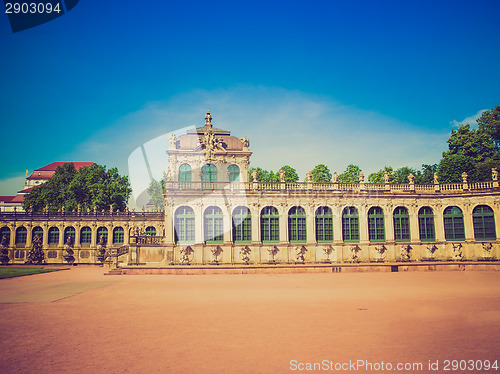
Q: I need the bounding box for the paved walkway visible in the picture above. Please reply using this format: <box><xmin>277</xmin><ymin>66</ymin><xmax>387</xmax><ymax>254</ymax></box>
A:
<box><xmin>1</xmin><ymin>267</ymin><xmax>499</xmax><ymax>373</ymax></box>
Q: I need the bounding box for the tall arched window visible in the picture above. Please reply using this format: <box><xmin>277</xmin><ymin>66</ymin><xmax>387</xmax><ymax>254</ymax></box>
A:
<box><xmin>15</xmin><ymin>227</ymin><xmax>27</xmax><ymax>245</ymax></box>
<box><xmin>394</xmin><ymin>207</ymin><xmax>410</xmax><ymax>241</ymax></box>
<box><xmin>289</xmin><ymin>206</ymin><xmax>306</xmax><ymax>243</ymax></box>
<box><xmin>228</xmin><ymin>165</ymin><xmax>240</xmax><ymax>182</ymax></box>
<box><xmin>202</xmin><ymin>164</ymin><xmax>217</xmax><ymax>189</ymax></box>
<box><xmin>97</xmin><ymin>227</ymin><xmax>108</xmax><ymax>243</ymax></box>
<box><xmin>113</xmin><ymin>227</ymin><xmax>124</xmax><ymax>244</ymax></box>
<box><xmin>174</xmin><ymin>206</ymin><xmax>195</xmax><ymax>243</ymax></box>
<box><xmin>232</xmin><ymin>206</ymin><xmax>251</xmax><ymax>243</ymax></box>
<box><xmin>418</xmin><ymin>207</ymin><xmax>435</xmax><ymax>241</ymax></box>
<box><xmin>261</xmin><ymin>206</ymin><xmax>279</xmax><ymax>243</ymax></box>
<box><xmin>443</xmin><ymin>206</ymin><xmax>465</xmax><ymax>240</ymax></box>
<box><xmin>32</xmin><ymin>226</ymin><xmax>43</xmax><ymax>243</ymax></box>
<box><xmin>64</xmin><ymin>227</ymin><xmax>75</xmax><ymax>244</ymax></box>
<box><xmin>204</xmin><ymin>206</ymin><xmax>223</xmax><ymax>243</ymax></box>
<box><xmin>316</xmin><ymin>206</ymin><xmax>333</xmax><ymax>242</ymax></box>
<box><xmin>80</xmin><ymin>226</ymin><xmax>92</xmax><ymax>244</ymax></box>
<box><xmin>145</xmin><ymin>226</ymin><xmax>156</xmax><ymax>236</ymax></box>
<box><xmin>48</xmin><ymin>227</ymin><xmax>59</xmax><ymax>244</ymax></box>
<box><xmin>0</xmin><ymin>226</ymin><xmax>11</xmax><ymax>244</ymax></box>
<box><xmin>473</xmin><ymin>205</ymin><xmax>496</xmax><ymax>240</ymax></box>
<box><xmin>368</xmin><ymin>207</ymin><xmax>385</xmax><ymax>242</ymax></box>
<box><xmin>342</xmin><ymin>207</ymin><xmax>359</xmax><ymax>242</ymax></box>
<box><xmin>178</xmin><ymin>164</ymin><xmax>192</xmax><ymax>184</ymax></box>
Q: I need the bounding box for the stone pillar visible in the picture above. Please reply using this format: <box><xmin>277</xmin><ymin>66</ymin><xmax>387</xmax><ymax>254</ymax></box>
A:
<box><xmin>90</xmin><ymin>224</ymin><xmax>97</xmax><ymax>248</ymax></box>
<box><xmin>463</xmin><ymin>204</ymin><xmax>474</xmax><ymax>242</ymax></box>
<box><xmin>42</xmin><ymin>225</ymin><xmax>49</xmax><ymax>247</ymax></box>
<box><xmin>58</xmin><ymin>224</ymin><xmax>65</xmax><ymax>248</ymax></box>
<box><xmin>493</xmin><ymin>203</ymin><xmax>500</xmax><ymax>241</ymax></box>
<box><xmin>107</xmin><ymin>224</ymin><xmax>113</xmax><ymax>247</ymax></box>
<box><xmin>279</xmin><ymin>206</ymin><xmax>288</xmax><ymax>244</ymax></box>
<box><xmin>384</xmin><ymin>206</ymin><xmax>395</xmax><ymax>242</ymax></box>
<box><xmin>195</xmin><ymin>204</ymin><xmax>203</xmax><ymax>244</ymax></box>
<box><xmin>409</xmin><ymin>206</ymin><xmax>420</xmax><ymax>243</ymax></box>
<box><xmin>75</xmin><ymin>225</ymin><xmax>81</xmax><ymax>248</ymax></box>
<box><xmin>306</xmin><ymin>205</ymin><xmax>315</xmax><ymax>244</ymax></box>
<box><xmin>26</xmin><ymin>225</ymin><xmax>32</xmax><ymax>247</ymax></box>
<box><xmin>124</xmin><ymin>224</ymin><xmax>130</xmax><ymax>245</ymax></box>
<box><xmin>9</xmin><ymin>224</ymin><xmax>16</xmax><ymax>247</ymax></box>
<box><xmin>434</xmin><ymin>206</ymin><xmax>445</xmax><ymax>242</ymax></box>
<box><xmin>223</xmin><ymin>205</ymin><xmax>232</xmax><ymax>244</ymax></box>
<box><xmin>251</xmin><ymin>204</ymin><xmax>260</xmax><ymax>243</ymax></box>
<box><xmin>358</xmin><ymin>206</ymin><xmax>369</xmax><ymax>243</ymax></box>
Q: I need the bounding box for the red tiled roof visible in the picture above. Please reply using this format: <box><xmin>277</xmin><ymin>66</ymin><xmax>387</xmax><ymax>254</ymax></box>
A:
<box><xmin>0</xmin><ymin>195</ymin><xmax>23</xmax><ymax>203</ymax></box>
<box><xmin>18</xmin><ymin>187</ymin><xmax>34</xmax><ymax>194</ymax></box>
<box><xmin>26</xmin><ymin>162</ymin><xmax>94</xmax><ymax>180</ymax></box>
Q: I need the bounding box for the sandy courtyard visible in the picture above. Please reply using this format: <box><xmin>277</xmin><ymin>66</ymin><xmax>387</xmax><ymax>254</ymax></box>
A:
<box><xmin>0</xmin><ymin>267</ymin><xmax>499</xmax><ymax>373</ymax></box>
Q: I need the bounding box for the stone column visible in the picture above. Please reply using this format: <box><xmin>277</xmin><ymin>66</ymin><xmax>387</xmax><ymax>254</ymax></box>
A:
<box><xmin>75</xmin><ymin>225</ymin><xmax>81</xmax><ymax>248</ymax></box>
<box><xmin>90</xmin><ymin>224</ymin><xmax>97</xmax><ymax>249</ymax></box>
<box><xmin>9</xmin><ymin>224</ymin><xmax>16</xmax><ymax>247</ymax></box>
<box><xmin>279</xmin><ymin>205</ymin><xmax>288</xmax><ymax>244</ymax></box>
<box><xmin>358</xmin><ymin>206</ymin><xmax>369</xmax><ymax>243</ymax></box>
<box><xmin>58</xmin><ymin>224</ymin><xmax>65</xmax><ymax>248</ymax></box>
<box><xmin>409</xmin><ymin>206</ymin><xmax>420</xmax><ymax>243</ymax></box>
<box><xmin>195</xmin><ymin>204</ymin><xmax>203</xmax><ymax>244</ymax></box>
<box><xmin>107</xmin><ymin>224</ymin><xmax>113</xmax><ymax>247</ymax></box>
<box><xmin>332</xmin><ymin>206</ymin><xmax>343</xmax><ymax>262</ymax></box>
<box><xmin>306</xmin><ymin>205</ymin><xmax>315</xmax><ymax>244</ymax></box>
<box><xmin>462</xmin><ymin>204</ymin><xmax>474</xmax><ymax>241</ymax></box>
<box><xmin>434</xmin><ymin>206</ymin><xmax>445</xmax><ymax>242</ymax></box>
<box><xmin>384</xmin><ymin>206</ymin><xmax>395</xmax><ymax>242</ymax></box>
<box><xmin>493</xmin><ymin>203</ymin><xmax>500</xmax><ymax>240</ymax></box>
<box><xmin>26</xmin><ymin>225</ymin><xmax>32</xmax><ymax>248</ymax></box>
<box><xmin>223</xmin><ymin>204</ymin><xmax>232</xmax><ymax>244</ymax></box>
<box><xmin>251</xmin><ymin>204</ymin><xmax>260</xmax><ymax>244</ymax></box>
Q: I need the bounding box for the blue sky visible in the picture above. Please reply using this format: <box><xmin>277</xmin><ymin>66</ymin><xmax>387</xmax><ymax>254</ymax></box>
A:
<box><xmin>1</xmin><ymin>0</ymin><xmax>499</xmax><ymax>199</ymax></box>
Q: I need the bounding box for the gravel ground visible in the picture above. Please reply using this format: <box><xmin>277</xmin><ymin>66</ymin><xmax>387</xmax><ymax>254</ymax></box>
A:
<box><xmin>0</xmin><ymin>267</ymin><xmax>499</xmax><ymax>373</ymax></box>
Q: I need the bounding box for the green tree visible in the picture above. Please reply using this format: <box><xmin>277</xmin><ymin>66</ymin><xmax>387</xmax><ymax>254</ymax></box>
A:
<box><xmin>147</xmin><ymin>173</ymin><xmax>166</xmax><ymax>211</ymax></box>
<box><xmin>23</xmin><ymin>163</ymin><xmax>132</xmax><ymax>212</ymax></box>
<box><xmin>477</xmin><ymin>105</ymin><xmax>500</xmax><ymax>147</ymax></box>
<box><xmin>338</xmin><ymin>164</ymin><xmax>362</xmax><ymax>183</ymax></box>
<box><xmin>443</xmin><ymin>124</ymin><xmax>496</xmax><ymax>163</ymax></box>
<box><xmin>249</xmin><ymin>167</ymin><xmax>279</xmax><ymax>182</ymax></box>
<box><xmin>279</xmin><ymin>165</ymin><xmax>299</xmax><ymax>182</ymax></box>
<box><xmin>414</xmin><ymin>164</ymin><xmax>438</xmax><ymax>184</ymax></box>
<box><xmin>368</xmin><ymin>166</ymin><xmax>393</xmax><ymax>183</ymax></box>
<box><xmin>310</xmin><ymin>164</ymin><xmax>332</xmax><ymax>183</ymax></box>
<box><xmin>437</xmin><ymin>154</ymin><xmax>477</xmax><ymax>183</ymax></box>
<box><xmin>392</xmin><ymin>166</ymin><xmax>418</xmax><ymax>183</ymax></box>
<box><xmin>475</xmin><ymin>158</ymin><xmax>500</xmax><ymax>182</ymax></box>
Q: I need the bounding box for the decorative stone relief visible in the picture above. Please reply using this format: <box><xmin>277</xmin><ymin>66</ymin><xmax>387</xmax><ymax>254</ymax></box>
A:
<box><xmin>350</xmin><ymin>245</ymin><xmax>361</xmax><ymax>263</ymax></box>
<box><xmin>374</xmin><ymin>245</ymin><xmax>386</xmax><ymax>261</ymax></box>
<box><xmin>426</xmin><ymin>244</ymin><xmax>438</xmax><ymax>259</ymax></box>
<box><xmin>240</xmin><ymin>245</ymin><xmax>251</xmax><ymax>264</ymax></box>
<box><xmin>295</xmin><ymin>246</ymin><xmax>307</xmax><ymax>264</ymax></box>
<box><xmin>482</xmin><ymin>242</ymin><xmax>493</xmax><ymax>259</ymax></box>
<box><xmin>63</xmin><ymin>235</ymin><xmax>75</xmax><ymax>265</ymax></box>
<box><xmin>400</xmin><ymin>244</ymin><xmax>411</xmax><ymax>262</ymax></box>
<box><xmin>452</xmin><ymin>243</ymin><xmax>463</xmax><ymax>261</ymax></box>
<box><xmin>268</xmin><ymin>246</ymin><xmax>279</xmax><ymax>264</ymax></box>
<box><xmin>210</xmin><ymin>245</ymin><xmax>223</xmax><ymax>264</ymax></box>
<box><xmin>0</xmin><ymin>234</ymin><xmax>10</xmax><ymax>265</ymax></box>
<box><xmin>322</xmin><ymin>245</ymin><xmax>334</xmax><ymax>263</ymax></box>
<box><xmin>180</xmin><ymin>246</ymin><xmax>194</xmax><ymax>265</ymax></box>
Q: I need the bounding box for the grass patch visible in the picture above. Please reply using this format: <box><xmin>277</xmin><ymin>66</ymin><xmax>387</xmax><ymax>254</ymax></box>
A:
<box><xmin>0</xmin><ymin>267</ymin><xmax>65</xmax><ymax>279</ymax></box>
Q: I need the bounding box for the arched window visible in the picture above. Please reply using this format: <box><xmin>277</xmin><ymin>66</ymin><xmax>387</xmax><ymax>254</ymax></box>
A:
<box><xmin>32</xmin><ymin>226</ymin><xmax>43</xmax><ymax>243</ymax></box>
<box><xmin>64</xmin><ymin>227</ymin><xmax>75</xmax><ymax>244</ymax></box>
<box><xmin>261</xmin><ymin>206</ymin><xmax>279</xmax><ymax>243</ymax></box>
<box><xmin>48</xmin><ymin>227</ymin><xmax>59</xmax><ymax>244</ymax></box>
<box><xmin>202</xmin><ymin>164</ymin><xmax>217</xmax><ymax>188</ymax></box>
<box><xmin>204</xmin><ymin>206</ymin><xmax>223</xmax><ymax>243</ymax></box>
<box><xmin>316</xmin><ymin>206</ymin><xmax>333</xmax><ymax>242</ymax></box>
<box><xmin>178</xmin><ymin>164</ymin><xmax>192</xmax><ymax>183</ymax></box>
<box><xmin>228</xmin><ymin>165</ymin><xmax>240</xmax><ymax>182</ymax></box>
<box><xmin>289</xmin><ymin>206</ymin><xmax>306</xmax><ymax>243</ymax></box>
<box><xmin>443</xmin><ymin>206</ymin><xmax>465</xmax><ymax>241</ymax></box>
<box><xmin>418</xmin><ymin>207</ymin><xmax>435</xmax><ymax>241</ymax></box>
<box><xmin>97</xmin><ymin>227</ymin><xmax>108</xmax><ymax>244</ymax></box>
<box><xmin>145</xmin><ymin>226</ymin><xmax>156</xmax><ymax>236</ymax></box>
<box><xmin>342</xmin><ymin>207</ymin><xmax>359</xmax><ymax>242</ymax></box>
<box><xmin>232</xmin><ymin>206</ymin><xmax>251</xmax><ymax>243</ymax></box>
<box><xmin>0</xmin><ymin>226</ymin><xmax>11</xmax><ymax>244</ymax></box>
<box><xmin>368</xmin><ymin>207</ymin><xmax>385</xmax><ymax>242</ymax></box>
<box><xmin>394</xmin><ymin>207</ymin><xmax>410</xmax><ymax>241</ymax></box>
<box><xmin>473</xmin><ymin>205</ymin><xmax>496</xmax><ymax>240</ymax></box>
<box><xmin>15</xmin><ymin>227</ymin><xmax>27</xmax><ymax>245</ymax></box>
<box><xmin>174</xmin><ymin>206</ymin><xmax>195</xmax><ymax>243</ymax></box>
<box><xmin>80</xmin><ymin>226</ymin><xmax>92</xmax><ymax>244</ymax></box>
<box><xmin>113</xmin><ymin>227</ymin><xmax>124</xmax><ymax>244</ymax></box>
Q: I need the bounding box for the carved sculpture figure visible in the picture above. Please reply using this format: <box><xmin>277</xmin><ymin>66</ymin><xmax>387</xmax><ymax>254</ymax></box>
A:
<box><xmin>358</xmin><ymin>172</ymin><xmax>364</xmax><ymax>183</ymax></box>
<box><xmin>240</xmin><ymin>137</ymin><xmax>250</xmax><ymax>150</ymax></box>
<box><xmin>374</xmin><ymin>245</ymin><xmax>386</xmax><ymax>261</ymax></box>
<box><xmin>408</xmin><ymin>173</ymin><xmax>415</xmax><ymax>183</ymax></box>
<box><xmin>25</xmin><ymin>234</ymin><xmax>44</xmax><ymax>265</ymax></box>
<box><xmin>96</xmin><ymin>234</ymin><xmax>107</xmax><ymax>264</ymax></box>
<box><xmin>462</xmin><ymin>172</ymin><xmax>468</xmax><ymax>183</ymax></box>
<box><xmin>482</xmin><ymin>242</ymin><xmax>493</xmax><ymax>259</ymax></box>
<box><xmin>295</xmin><ymin>246</ymin><xmax>307</xmax><ymax>263</ymax></box>
<box><xmin>434</xmin><ymin>172</ymin><xmax>439</xmax><ymax>184</ymax></box>
<box><xmin>306</xmin><ymin>171</ymin><xmax>312</xmax><ymax>182</ymax></box>
<box><xmin>493</xmin><ymin>168</ymin><xmax>498</xmax><ymax>181</ymax></box>
<box><xmin>332</xmin><ymin>172</ymin><xmax>338</xmax><ymax>183</ymax></box>
<box><xmin>63</xmin><ymin>235</ymin><xmax>75</xmax><ymax>265</ymax></box>
<box><xmin>400</xmin><ymin>245</ymin><xmax>411</xmax><ymax>262</ymax></box>
<box><xmin>180</xmin><ymin>246</ymin><xmax>194</xmax><ymax>265</ymax></box>
<box><xmin>210</xmin><ymin>245</ymin><xmax>223</xmax><ymax>264</ymax></box>
<box><xmin>268</xmin><ymin>246</ymin><xmax>279</xmax><ymax>264</ymax></box>
<box><xmin>426</xmin><ymin>244</ymin><xmax>438</xmax><ymax>259</ymax></box>
<box><xmin>252</xmin><ymin>169</ymin><xmax>258</xmax><ymax>182</ymax></box>
<box><xmin>239</xmin><ymin>246</ymin><xmax>251</xmax><ymax>264</ymax></box>
<box><xmin>384</xmin><ymin>170</ymin><xmax>390</xmax><ymax>183</ymax></box>
<box><xmin>205</xmin><ymin>111</ymin><xmax>212</xmax><ymax>126</ymax></box>
<box><xmin>452</xmin><ymin>243</ymin><xmax>463</xmax><ymax>261</ymax></box>
<box><xmin>279</xmin><ymin>169</ymin><xmax>286</xmax><ymax>183</ymax></box>
<box><xmin>0</xmin><ymin>234</ymin><xmax>10</xmax><ymax>265</ymax></box>
<box><xmin>350</xmin><ymin>245</ymin><xmax>361</xmax><ymax>263</ymax></box>
<box><xmin>323</xmin><ymin>245</ymin><xmax>334</xmax><ymax>263</ymax></box>
<box><xmin>168</xmin><ymin>134</ymin><xmax>177</xmax><ymax>150</ymax></box>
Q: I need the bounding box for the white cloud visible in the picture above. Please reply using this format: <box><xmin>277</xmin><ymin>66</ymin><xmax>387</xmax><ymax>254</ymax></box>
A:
<box><xmin>451</xmin><ymin>109</ymin><xmax>487</xmax><ymax>128</ymax></box>
<box><xmin>63</xmin><ymin>85</ymin><xmax>448</xmax><ymax>184</ymax></box>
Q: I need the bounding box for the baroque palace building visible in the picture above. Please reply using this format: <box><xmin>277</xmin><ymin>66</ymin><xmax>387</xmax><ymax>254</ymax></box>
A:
<box><xmin>1</xmin><ymin>111</ymin><xmax>500</xmax><ymax>266</ymax></box>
